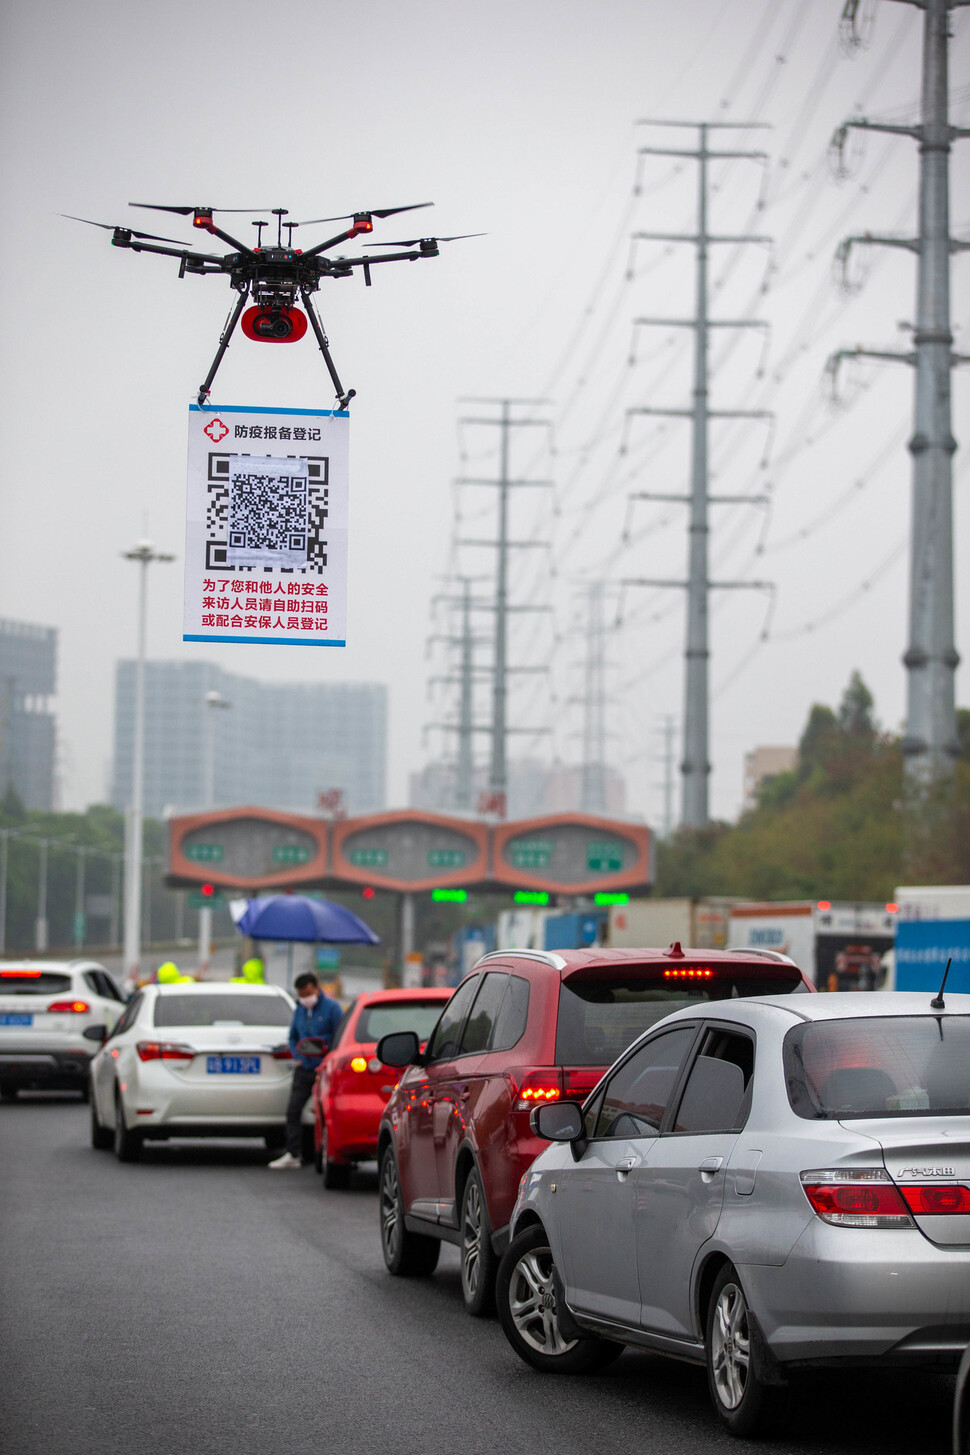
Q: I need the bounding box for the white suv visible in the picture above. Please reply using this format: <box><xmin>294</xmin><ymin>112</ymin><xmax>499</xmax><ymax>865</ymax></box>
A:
<box><xmin>0</xmin><ymin>960</ymin><xmax>126</xmax><ymax>1099</ymax></box>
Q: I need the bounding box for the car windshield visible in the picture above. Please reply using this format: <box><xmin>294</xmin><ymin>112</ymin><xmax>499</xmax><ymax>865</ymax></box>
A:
<box><xmin>0</xmin><ymin>971</ymin><xmax>72</xmax><ymax>995</ymax></box>
<box><xmin>356</xmin><ymin>1003</ymin><xmax>446</xmax><ymax>1044</ymax></box>
<box><xmin>556</xmin><ymin>965</ymin><xmax>799</xmax><ymax>1066</ymax></box>
<box><xmin>153</xmin><ymin>994</ymin><xmax>292</xmax><ymax>1028</ymax></box>
<box><xmin>785</xmin><ymin>1015</ymin><xmax>970</xmax><ymax>1119</ymax></box>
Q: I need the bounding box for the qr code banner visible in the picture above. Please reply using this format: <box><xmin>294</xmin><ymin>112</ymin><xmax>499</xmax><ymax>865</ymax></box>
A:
<box><xmin>183</xmin><ymin>403</ymin><xmax>349</xmax><ymax>647</ymax></box>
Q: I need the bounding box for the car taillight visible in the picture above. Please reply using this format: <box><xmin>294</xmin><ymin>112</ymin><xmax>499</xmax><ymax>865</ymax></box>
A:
<box><xmin>271</xmin><ymin>1045</ymin><xmax>293</xmax><ymax>1060</ymax></box>
<box><xmin>899</xmin><ymin>1184</ymin><xmax>970</xmax><ymax>1215</ymax></box>
<box><xmin>563</xmin><ymin>1068</ymin><xmax>601</xmax><ymax>1100</ymax></box>
<box><xmin>507</xmin><ymin>1069</ymin><xmax>563</xmax><ymax>1111</ymax></box>
<box><xmin>135</xmin><ymin>1041</ymin><xmax>195</xmax><ymax>1062</ymax></box>
<box><xmin>350</xmin><ymin>1056</ymin><xmax>368</xmax><ymax>1073</ymax></box>
<box><xmin>800</xmin><ymin>1169</ymin><xmax>914</xmax><ymax>1227</ymax></box>
<box><xmin>47</xmin><ymin>1000</ymin><xmax>90</xmax><ymax>1013</ymax></box>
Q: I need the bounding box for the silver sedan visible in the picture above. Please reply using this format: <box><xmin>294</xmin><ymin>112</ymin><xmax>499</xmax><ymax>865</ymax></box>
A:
<box><xmin>498</xmin><ymin>990</ymin><xmax>970</xmax><ymax>1438</ymax></box>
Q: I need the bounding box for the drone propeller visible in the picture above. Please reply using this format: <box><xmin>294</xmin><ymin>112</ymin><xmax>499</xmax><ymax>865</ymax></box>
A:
<box><xmin>129</xmin><ymin>203</ymin><xmax>276</xmax><ymax>216</ymax></box>
<box><xmin>62</xmin><ymin>213</ymin><xmax>197</xmax><ymax>247</ymax></box>
<box><xmin>293</xmin><ymin>202</ymin><xmax>434</xmax><ymax>226</ymax></box>
<box><xmin>363</xmin><ymin>232</ymin><xmax>485</xmax><ymax>247</ymax></box>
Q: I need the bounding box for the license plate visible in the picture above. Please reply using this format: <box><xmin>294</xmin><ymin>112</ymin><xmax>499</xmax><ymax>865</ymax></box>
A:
<box><xmin>0</xmin><ymin>1013</ymin><xmax>33</xmax><ymax>1026</ymax></box>
<box><xmin>206</xmin><ymin>1055</ymin><xmax>260</xmax><ymax>1074</ymax></box>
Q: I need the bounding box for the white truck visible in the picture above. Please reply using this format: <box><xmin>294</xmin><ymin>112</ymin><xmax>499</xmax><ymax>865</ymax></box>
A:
<box><xmin>728</xmin><ymin>900</ymin><xmax>896</xmax><ymax>990</ymax></box>
<box><xmin>607</xmin><ymin>897</ymin><xmax>733</xmax><ymax>951</ymax></box>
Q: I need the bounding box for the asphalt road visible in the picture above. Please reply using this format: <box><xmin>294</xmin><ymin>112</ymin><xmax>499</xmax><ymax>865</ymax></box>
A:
<box><xmin>0</xmin><ymin>1094</ymin><xmax>956</xmax><ymax>1455</ymax></box>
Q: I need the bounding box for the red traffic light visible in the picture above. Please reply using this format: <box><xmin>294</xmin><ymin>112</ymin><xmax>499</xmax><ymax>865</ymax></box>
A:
<box><xmin>201</xmin><ymin>883</ymin><xmax>215</xmax><ymax>898</ymax></box>
<box><xmin>361</xmin><ymin>887</ymin><xmax>376</xmax><ymax>900</ymax></box>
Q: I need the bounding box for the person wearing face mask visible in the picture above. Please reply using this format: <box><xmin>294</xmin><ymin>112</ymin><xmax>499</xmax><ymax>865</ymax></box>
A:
<box><xmin>269</xmin><ymin>971</ymin><xmax>343</xmax><ymax>1170</ymax></box>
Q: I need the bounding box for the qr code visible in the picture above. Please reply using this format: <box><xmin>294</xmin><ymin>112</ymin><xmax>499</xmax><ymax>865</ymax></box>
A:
<box><xmin>205</xmin><ymin>452</ymin><xmax>329</xmax><ymax>574</ymax></box>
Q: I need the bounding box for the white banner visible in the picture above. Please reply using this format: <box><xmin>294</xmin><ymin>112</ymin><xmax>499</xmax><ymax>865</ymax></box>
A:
<box><xmin>183</xmin><ymin>403</ymin><xmax>349</xmax><ymax>647</ymax></box>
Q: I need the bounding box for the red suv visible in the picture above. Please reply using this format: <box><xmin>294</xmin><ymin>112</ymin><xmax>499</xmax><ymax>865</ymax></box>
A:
<box><xmin>376</xmin><ymin>944</ymin><xmax>813</xmax><ymax>1315</ymax></box>
<box><xmin>311</xmin><ymin>987</ymin><xmax>452</xmax><ymax>1188</ymax></box>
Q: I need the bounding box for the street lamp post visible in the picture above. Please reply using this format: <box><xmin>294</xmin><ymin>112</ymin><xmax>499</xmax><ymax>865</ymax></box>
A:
<box><xmin>122</xmin><ymin>540</ymin><xmax>175</xmax><ymax>985</ymax></box>
<box><xmin>198</xmin><ymin>689</ymin><xmax>230</xmax><ymax>976</ymax></box>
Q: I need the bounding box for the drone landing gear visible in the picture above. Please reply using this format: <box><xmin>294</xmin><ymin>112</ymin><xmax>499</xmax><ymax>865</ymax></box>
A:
<box><xmin>195</xmin><ymin>287</ymin><xmax>356</xmax><ymax>412</ymax></box>
<box><xmin>300</xmin><ymin>288</ymin><xmax>356</xmax><ymax>411</ymax></box>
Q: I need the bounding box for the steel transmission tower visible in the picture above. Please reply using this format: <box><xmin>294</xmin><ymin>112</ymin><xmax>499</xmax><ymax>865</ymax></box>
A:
<box><xmin>426</xmin><ymin>576</ymin><xmax>491</xmax><ymax>810</ymax></box>
<box><xmin>623</xmin><ymin>121</ymin><xmax>772</xmax><ymax>829</ymax></box>
<box><xmin>830</xmin><ymin>0</ymin><xmax>969</xmax><ymax>790</ymax></box>
<box><xmin>457</xmin><ymin>399</ymin><xmax>553</xmax><ymax>811</ymax></box>
<box><xmin>580</xmin><ymin>581</ymin><xmax>609</xmax><ymax>813</ymax></box>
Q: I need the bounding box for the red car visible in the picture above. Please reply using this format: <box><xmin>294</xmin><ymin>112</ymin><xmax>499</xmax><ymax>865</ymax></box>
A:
<box><xmin>311</xmin><ymin>987</ymin><xmax>452</xmax><ymax>1188</ymax></box>
<box><xmin>376</xmin><ymin>944</ymin><xmax>814</xmax><ymax>1315</ymax></box>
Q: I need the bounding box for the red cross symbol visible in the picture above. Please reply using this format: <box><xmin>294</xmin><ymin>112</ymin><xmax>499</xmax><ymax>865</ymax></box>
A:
<box><xmin>204</xmin><ymin>418</ymin><xmax>229</xmax><ymax>443</ymax></box>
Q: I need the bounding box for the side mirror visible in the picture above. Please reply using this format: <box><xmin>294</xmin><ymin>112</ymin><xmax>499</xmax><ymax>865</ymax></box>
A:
<box><xmin>531</xmin><ymin>1101</ymin><xmax>584</xmax><ymax>1142</ymax></box>
<box><xmin>376</xmin><ymin>1030</ymin><xmax>422</xmax><ymax>1068</ymax></box>
<box><xmin>83</xmin><ymin>1025</ymin><xmax>108</xmax><ymax>1044</ymax></box>
<box><xmin>295</xmin><ymin>1036</ymin><xmax>326</xmax><ymax>1059</ymax></box>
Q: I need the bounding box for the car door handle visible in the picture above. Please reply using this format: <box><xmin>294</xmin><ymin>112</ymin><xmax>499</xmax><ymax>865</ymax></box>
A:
<box><xmin>616</xmin><ymin>1156</ymin><xmax>637</xmax><ymax>1177</ymax></box>
<box><xmin>699</xmin><ymin>1156</ymin><xmax>724</xmax><ymax>1176</ymax></box>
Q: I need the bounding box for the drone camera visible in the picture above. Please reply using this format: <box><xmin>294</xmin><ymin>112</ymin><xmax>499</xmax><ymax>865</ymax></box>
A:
<box><xmin>241</xmin><ymin>304</ymin><xmax>308</xmax><ymax>344</ymax></box>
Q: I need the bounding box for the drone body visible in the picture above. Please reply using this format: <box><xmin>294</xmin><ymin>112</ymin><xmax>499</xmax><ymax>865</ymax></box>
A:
<box><xmin>68</xmin><ymin>202</ymin><xmax>477</xmax><ymax>407</ymax></box>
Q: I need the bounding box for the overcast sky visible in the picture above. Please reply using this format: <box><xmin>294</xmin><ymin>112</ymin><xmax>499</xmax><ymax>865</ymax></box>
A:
<box><xmin>0</xmin><ymin>0</ymin><xmax>967</xmax><ymax>826</ymax></box>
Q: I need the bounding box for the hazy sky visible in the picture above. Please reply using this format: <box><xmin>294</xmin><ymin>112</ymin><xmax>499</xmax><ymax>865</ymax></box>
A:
<box><xmin>1</xmin><ymin>0</ymin><xmax>967</xmax><ymax>826</ymax></box>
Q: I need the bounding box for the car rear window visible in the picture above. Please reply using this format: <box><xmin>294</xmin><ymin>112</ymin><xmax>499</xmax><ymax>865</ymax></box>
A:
<box><xmin>785</xmin><ymin>1015</ymin><xmax>970</xmax><ymax>1120</ymax></box>
<box><xmin>356</xmin><ymin>1002</ymin><xmax>447</xmax><ymax>1044</ymax></box>
<box><xmin>556</xmin><ymin>963</ymin><xmax>801</xmax><ymax>1066</ymax></box>
<box><xmin>0</xmin><ymin>971</ymin><xmax>72</xmax><ymax>995</ymax></box>
<box><xmin>154</xmin><ymin>994</ymin><xmax>292</xmax><ymax>1028</ymax></box>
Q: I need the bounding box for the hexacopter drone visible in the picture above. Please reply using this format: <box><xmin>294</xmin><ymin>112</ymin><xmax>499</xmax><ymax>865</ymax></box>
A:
<box><xmin>67</xmin><ymin>201</ymin><xmax>477</xmax><ymax>408</ymax></box>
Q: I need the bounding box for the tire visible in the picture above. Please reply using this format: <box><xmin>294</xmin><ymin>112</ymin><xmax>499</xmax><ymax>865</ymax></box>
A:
<box><xmin>379</xmin><ymin>1145</ymin><xmax>440</xmax><ymax>1276</ymax></box>
<box><xmin>264</xmin><ymin>1130</ymin><xmax>286</xmax><ymax>1152</ymax></box>
<box><xmin>459</xmin><ymin>1168</ymin><xmax>498</xmax><ymax>1317</ymax></box>
<box><xmin>90</xmin><ymin>1089</ymin><xmax>113</xmax><ymax>1150</ymax></box>
<box><xmin>321</xmin><ymin>1118</ymin><xmax>351</xmax><ymax>1190</ymax></box>
<box><xmin>113</xmin><ymin>1088</ymin><xmax>143</xmax><ymax>1163</ymax></box>
<box><xmin>78</xmin><ymin>1080</ymin><xmax>90</xmax><ymax>1103</ymax></box>
<box><xmin>0</xmin><ymin>1082</ymin><xmax>18</xmax><ymax>1101</ymax></box>
<box><xmin>706</xmin><ymin>1263</ymin><xmax>790</xmax><ymax>1438</ymax></box>
<box><xmin>301</xmin><ymin>1124</ymin><xmax>316</xmax><ymax>1166</ymax></box>
<box><xmin>497</xmin><ymin>1224</ymin><xmax>623</xmax><ymax>1374</ymax></box>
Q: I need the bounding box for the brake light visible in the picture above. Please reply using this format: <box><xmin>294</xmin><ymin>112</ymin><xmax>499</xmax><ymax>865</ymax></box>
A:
<box><xmin>800</xmin><ymin>1169</ymin><xmax>913</xmax><ymax>1227</ymax></box>
<box><xmin>47</xmin><ymin>1000</ymin><xmax>90</xmax><ymax>1013</ymax></box>
<box><xmin>271</xmin><ymin>1046</ymin><xmax>293</xmax><ymax>1060</ymax></box>
<box><xmin>663</xmin><ymin>967</ymin><xmax>714</xmax><ymax>979</ymax></box>
<box><xmin>899</xmin><ymin>1184</ymin><xmax>970</xmax><ymax>1215</ymax></box>
<box><xmin>1</xmin><ymin>968</ymin><xmax>41</xmax><ymax>977</ymax></box>
<box><xmin>508</xmin><ymin>1069</ymin><xmax>563</xmax><ymax>1111</ymax></box>
<box><xmin>135</xmin><ymin>1041</ymin><xmax>195</xmax><ymax>1062</ymax></box>
<box><xmin>563</xmin><ymin>1068</ymin><xmax>601</xmax><ymax>1100</ymax></box>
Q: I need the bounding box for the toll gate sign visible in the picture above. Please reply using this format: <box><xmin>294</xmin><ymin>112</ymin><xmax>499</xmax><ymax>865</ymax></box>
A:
<box><xmin>183</xmin><ymin>403</ymin><xmax>349</xmax><ymax>647</ymax></box>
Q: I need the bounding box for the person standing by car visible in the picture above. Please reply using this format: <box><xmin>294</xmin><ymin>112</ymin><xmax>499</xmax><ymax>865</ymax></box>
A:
<box><xmin>269</xmin><ymin>972</ymin><xmax>342</xmax><ymax>1170</ymax></box>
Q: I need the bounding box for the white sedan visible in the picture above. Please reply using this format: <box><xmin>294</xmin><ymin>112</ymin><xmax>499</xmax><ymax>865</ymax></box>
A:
<box><xmin>90</xmin><ymin>981</ymin><xmax>297</xmax><ymax>1161</ymax></box>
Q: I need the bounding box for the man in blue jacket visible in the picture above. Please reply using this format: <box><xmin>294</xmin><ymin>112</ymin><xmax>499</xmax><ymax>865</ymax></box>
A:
<box><xmin>269</xmin><ymin>971</ymin><xmax>343</xmax><ymax>1170</ymax></box>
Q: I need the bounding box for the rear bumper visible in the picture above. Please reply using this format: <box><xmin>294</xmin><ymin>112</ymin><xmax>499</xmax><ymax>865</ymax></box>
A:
<box><xmin>139</xmin><ymin>1120</ymin><xmax>285</xmax><ymax>1141</ymax></box>
<box><xmin>741</xmin><ymin>1221</ymin><xmax>970</xmax><ymax>1368</ymax></box>
<box><xmin>0</xmin><ymin>1049</ymin><xmax>91</xmax><ymax>1087</ymax></box>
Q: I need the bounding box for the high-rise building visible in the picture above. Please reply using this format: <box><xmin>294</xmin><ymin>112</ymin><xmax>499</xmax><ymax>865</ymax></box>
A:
<box><xmin>0</xmin><ymin>619</ymin><xmax>57</xmax><ymax>810</ymax></box>
<box><xmin>111</xmin><ymin>661</ymin><xmax>386</xmax><ymax>818</ymax></box>
<box><xmin>742</xmin><ymin>746</ymin><xmax>798</xmax><ymax>812</ymax></box>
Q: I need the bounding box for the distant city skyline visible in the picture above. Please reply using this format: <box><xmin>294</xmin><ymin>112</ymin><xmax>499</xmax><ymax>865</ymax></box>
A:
<box><xmin>0</xmin><ymin>618</ymin><xmax>57</xmax><ymax>811</ymax></box>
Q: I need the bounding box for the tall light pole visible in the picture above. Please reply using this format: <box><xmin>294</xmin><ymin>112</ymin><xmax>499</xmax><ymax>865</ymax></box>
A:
<box><xmin>198</xmin><ymin>688</ymin><xmax>230</xmax><ymax>975</ymax></box>
<box><xmin>122</xmin><ymin>540</ymin><xmax>174</xmax><ymax>984</ymax></box>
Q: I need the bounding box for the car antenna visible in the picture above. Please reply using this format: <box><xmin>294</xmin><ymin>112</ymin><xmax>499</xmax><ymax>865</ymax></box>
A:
<box><xmin>930</xmin><ymin>956</ymin><xmax>952</xmax><ymax>1011</ymax></box>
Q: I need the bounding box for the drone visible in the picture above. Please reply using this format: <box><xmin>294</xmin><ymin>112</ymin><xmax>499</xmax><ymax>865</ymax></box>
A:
<box><xmin>66</xmin><ymin>201</ymin><xmax>479</xmax><ymax>408</ymax></box>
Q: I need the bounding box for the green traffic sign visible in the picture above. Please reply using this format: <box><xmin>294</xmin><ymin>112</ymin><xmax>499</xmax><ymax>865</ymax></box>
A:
<box><xmin>587</xmin><ymin>840</ymin><xmax>624</xmax><ymax>873</ymax></box>
<box><xmin>188</xmin><ymin>890</ymin><xmax>224</xmax><ymax>909</ymax></box>
<box><xmin>185</xmin><ymin>843</ymin><xmax>224</xmax><ymax>863</ymax></box>
<box><xmin>509</xmin><ymin>839</ymin><xmax>553</xmax><ymax>870</ymax></box>
<box><xmin>272</xmin><ymin>844</ymin><xmax>311</xmax><ymax>865</ymax></box>
<box><xmin>428</xmin><ymin>848</ymin><xmax>466</xmax><ymax>869</ymax></box>
<box><xmin>349</xmin><ymin>847</ymin><xmax>389</xmax><ymax>868</ymax></box>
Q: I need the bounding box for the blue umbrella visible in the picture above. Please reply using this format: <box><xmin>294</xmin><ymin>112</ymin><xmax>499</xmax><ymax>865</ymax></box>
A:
<box><xmin>236</xmin><ymin>895</ymin><xmax>380</xmax><ymax>945</ymax></box>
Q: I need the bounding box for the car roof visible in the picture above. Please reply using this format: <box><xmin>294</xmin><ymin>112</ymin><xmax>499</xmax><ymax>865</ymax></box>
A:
<box><xmin>473</xmin><ymin>944</ymin><xmax>804</xmax><ymax>980</ymax></box>
<box><xmin>150</xmin><ymin>981</ymin><xmax>290</xmax><ymax>995</ymax></box>
<box><xmin>0</xmin><ymin>959</ymin><xmax>107</xmax><ymax>973</ymax></box>
<box><xmin>352</xmin><ymin>987</ymin><xmax>452</xmax><ymax>1007</ymax></box>
<box><xmin>651</xmin><ymin>989</ymin><xmax>970</xmax><ymax>1033</ymax></box>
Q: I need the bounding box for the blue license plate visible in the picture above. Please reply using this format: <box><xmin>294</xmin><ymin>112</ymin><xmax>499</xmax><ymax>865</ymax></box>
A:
<box><xmin>0</xmin><ymin>1013</ymin><xmax>33</xmax><ymax>1026</ymax></box>
<box><xmin>206</xmin><ymin>1055</ymin><xmax>260</xmax><ymax>1074</ymax></box>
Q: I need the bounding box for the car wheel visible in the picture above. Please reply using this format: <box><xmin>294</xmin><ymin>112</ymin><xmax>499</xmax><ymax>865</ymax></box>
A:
<box><xmin>321</xmin><ymin>1119</ymin><xmax>351</xmax><ymax>1190</ymax></box>
<box><xmin>113</xmin><ymin>1088</ymin><xmax>143</xmax><ymax>1163</ymax></box>
<box><xmin>264</xmin><ymin>1130</ymin><xmax>286</xmax><ymax>1152</ymax></box>
<box><xmin>706</xmin><ymin>1263</ymin><xmax>789</xmax><ymax>1437</ymax></box>
<box><xmin>497</xmin><ymin>1224</ymin><xmax>623</xmax><ymax>1374</ymax></box>
<box><xmin>460</xmin><ymin>1168</ymin><xmax>498</xmax><ymax>1317</ymax></box>
<box><xmin>78</xmin><ymin>1080</ymin><xmax>90</xmax><ymax>1103</ymax></box>
<box><xmin>379</xmin><ymin>1145</ymin><xmax>440</xmax><ymax>1277</ymax></box>
<box><xmin>90</xmin><ymin>1088</ymin><xmax>113</xmax><ymax>1150</ymax></box>
<box><xmin>0</xmin><ymin>1081</ymin><xmax>18</xmax><ymax>1101</ymax></box>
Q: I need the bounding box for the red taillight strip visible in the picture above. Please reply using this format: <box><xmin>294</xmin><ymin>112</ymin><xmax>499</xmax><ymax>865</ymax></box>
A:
<box><xmin>47</xmin><ymin>1000</ymin><xmax>90</xmax><ymax>1014</ymax></box>
<box><xmin>800</xmin><ymin>1168</ymin><xmax>913</xmax><ymax>1228</ymax></box>
<box><xmin>899</xmin><ymin>1184</ymin><xmax>970</xmax><ymax>1215</ymax></box>
<box><xmin>135</xmin><ymin>1041</ymin><xmax>195</xmax><ymax>1062</ymax></box>
<box><xmin>1</xmin><ymin>968</ymin><xmax>42</xmax><ymax>977</ymax></box>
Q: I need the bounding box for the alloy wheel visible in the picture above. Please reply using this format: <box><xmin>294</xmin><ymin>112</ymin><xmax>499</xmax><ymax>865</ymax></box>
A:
<box><xmin>507</xmin><ymin>1245</ymin><xmax>577</xmax><ymax>1356</ymax></box>
<box><xmin>461</xmin><ymin>1178</ymin><xmax>485</xmax><ymax>1301</ymax></box>
<box><xmin>380</xmin><ymin>1154</ymin><xmax>401</xmax><ymax>1260</ymax></box>
<box><xmin>711</xmin><ymin>1279</ymin><xmax>750</xmax><ymax>1410</ymax></box>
